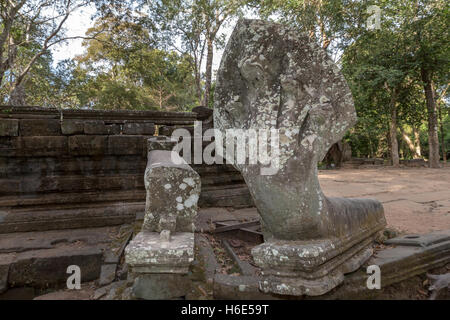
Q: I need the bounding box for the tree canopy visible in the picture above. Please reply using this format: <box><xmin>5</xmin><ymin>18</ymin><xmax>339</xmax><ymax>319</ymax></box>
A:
<box><xmin>0</xmin><ymin>0</ymin><xmax>448</xmax><ymax>164</ymax></box>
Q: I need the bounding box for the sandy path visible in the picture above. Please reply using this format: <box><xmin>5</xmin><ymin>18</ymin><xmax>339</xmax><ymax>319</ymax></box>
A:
<box><xmin>319</xmin><ymin>167</ymin><xmax>450</xmax><ymax>234</ymax></box>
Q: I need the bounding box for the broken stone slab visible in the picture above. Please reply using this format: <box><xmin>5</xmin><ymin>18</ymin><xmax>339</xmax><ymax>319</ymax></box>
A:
<box><xmin>0</xmin><ymin>226</ymin><xmax>130</xmax><ymax>289</ymax></box>
<box><xmin>125</xmin><ymin>232</ymin><xmax>194</xmax><ymax>274</ymax></box>
<box><xmin>214</xmin><ymin>19</ymin><xmax>386</xmax><ymax>296</ymax></box>
<box><xmin>101</xmin><ymin>280</ymin><xmax>129</xmax><ymax>300</ymax></box>
<box><xmin>319</xmin><ymin>230</ymin><xmax>450</xmax><ymax>299</ymax></box>
<box><xmin>7</xmin><ymin>247</ymin><xmax>102</xmax><ymax>288</ymax></box>
<box><xmin>194</xmin><ymin>234</ymin><xmax>219</xmax><ymax>285</ymax></box>
<box><xmin>222</xmin><ymin>239</ymin><xmax>258</xmax><ymax>276</ymax></box>
<box><xmin>99</xmin><ymin>264</ymin><xmax>117</xmax><ymax>286</ymax></box>
<box><xmin>427</xmin><ymin>273</ymin><xmax>450</xmax><ymax>300</ymax></box>
<box><xmin>93</xmin><ymin>286</ymin><xmax>108</xmax><ymax>300</ymax></box>
<box><xmin>385</xmin><ymin>230</ymin><xmax>450</xmax><ymax>247</ymax></box>
<box><xmin>142</xmin><ymin>150</ymin><xmax>201</xmax><ymax>233</ymax></box>
<box><xmin>132</xmin><ymin>273</ymin><xmax>191</xmax><ymax>300</ymax></box>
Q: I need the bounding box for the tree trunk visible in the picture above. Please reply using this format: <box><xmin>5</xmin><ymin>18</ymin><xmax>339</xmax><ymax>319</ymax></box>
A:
<box><xmin>413</xmin><ymin>126</ymin><xmax>422</xmax><ymax>158</ymax></box>
<box><xmin>9</xmin><ymin>82</ymin><xmax>26</xmax><ymax>106</ymax></box>
<box><xmin>389</xmin><ymin>93</ymin><xmax>400</xmax><ymax>167</ymax></box>
<box><xmin>438</xmin><ymin>101</ymin><xmax>447</xmax><ymax>163</ymax></box>
<box><xmin>402</xmin><ymin>131</ymin><xmax>421</xmax><ymax>159</ymax></box>
<box><xmin>421</xmin><ymin>68</ymin><xmax>441</xmax><ymax>168</ymax></box>
<box><xmin>203</xmin><ymin>36</ymin><xmax>214</xmax><ymax>108</ymax></box>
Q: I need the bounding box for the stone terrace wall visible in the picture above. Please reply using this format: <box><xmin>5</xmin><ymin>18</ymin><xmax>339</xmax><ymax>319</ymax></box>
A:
<box><xmin>0</xmin><ymin>106</ymin><xmax>252</xmax><ymax>233</ymax></box>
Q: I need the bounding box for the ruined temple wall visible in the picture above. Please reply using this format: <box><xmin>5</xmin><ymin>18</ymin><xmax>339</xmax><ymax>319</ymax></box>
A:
<box><xmin>0</xmin><ymin>106</ymin><xmax>252</xmax><ymax>233</ymax></box>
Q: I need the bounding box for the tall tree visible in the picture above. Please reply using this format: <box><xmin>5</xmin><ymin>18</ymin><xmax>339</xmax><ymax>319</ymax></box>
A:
<box><xmin>0</xmin><ymin>0</ymin><xmax>94</xmax><ymax>105</ymax></box>
<box><xmin>147</xmin><ymin>0</ymin><xmax>247</xmax><ymax>107</ymax></box>
<box><xmin>402</xmin><ymin>0</ymin><xmax>449</xmax><ymax>167</ymax></box>
<box><xmin>71</xmin><ymin>15</ymin><xmax>197</xmax><ymax>110</ymax></box>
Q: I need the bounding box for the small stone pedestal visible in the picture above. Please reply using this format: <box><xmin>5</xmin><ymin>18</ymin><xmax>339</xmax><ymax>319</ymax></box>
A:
<box><xmin>125</xmin><ymin>232</ymin><xmax>194</xmax><ymax>299</ymax></box>
<box><xmin>125</xmin><ymin>138</ymin><xmax>201</xmax><ymax>300</ymax></box>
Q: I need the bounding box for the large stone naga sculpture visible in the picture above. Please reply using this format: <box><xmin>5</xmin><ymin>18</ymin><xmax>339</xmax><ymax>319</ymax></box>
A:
<box><xmin>214</xmin><ymin>19</ymin><xmax>387</xmax><ymax>296</ymax></box>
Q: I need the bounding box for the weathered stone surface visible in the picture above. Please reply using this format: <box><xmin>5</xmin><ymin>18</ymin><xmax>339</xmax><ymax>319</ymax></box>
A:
<box><xmin>19</xmin><ymin>119</ymin><xmax>61</xmax><ymax>136</ymax></box>
<box><xmin>99</xmin><ymin>264</ymin><xmax>117</xmax><ymax>286</ymax></box>
<box><xmin>0</xmin><ymin>106</ymin><xmax>250</xmax><ymax>240</ymax></box>
<box><xmin>0</xmin><ymin>136</ymin><xmax>68</xmax><ymax>158</ymax></box>
<box><xmin>106</xmin><ymin>124</ymin><xmax>121</xmax><ymax>135</ymax></box>
<box><xmin>384</xmin><ymin>231</ymin><xmax>450</xmax><ymax>247</ymax></box>
<box><xmin>214</xmin><ymin>274</ymin><xmax>280</xmax><ymax>300</ymax></box>
<box><xmin>125</xmin><ymin>143</ymin><xmax>201</xmax><ymax>299</ymax></box>
<box><xmin>195</xmin><ymin>234</ymin><xmax>219</xmax><ymax>284</ymax></box>
<box><xmin>0</xmin><ymin>226</ymin><xmax>133</xmax><ymax>289</ymax></box>
<box><xmin>7</xmin><ymin>247</ymin><xmax>102</xmax><ymax>287</ymax></box>
<box><xmin>125</xmin><ymin>232</ymin><xmax>194</xmax><ymax>273</ymax></box>
<box><xmin>0</xmin><ymin>173</ymin><xmax>142</xmax><ymax>194</ymax></box>
<box><xmin>0</xmin><ymin>259</ymin><xmax>10</xmax><ymax>294</ymax></box>
<box><xmin>0</xmin><ymin>155</ymin><xmax>146</xmax><ymax>177</ymax></box>
<box><xmin>108</xmin><ymin>135</ymin><xmax>145</xmax><ymax>155</ymax></box>
<box><xmin>147</xmin><ymin>136</ymin><xmax>178</xmax><ymax>152</ymax></box>
<box><xmin>69</xmin><ymin>135</ymin><xmax>107</xmax><ymax>156</ymax></box>
<box><xmin>83</xmin><ymin>121</ymin><xmax>120</xmax><ymax>135</ymax></box>
<box><xmin>33</xmin><ymin>288</ymin><xmax>94</xmax><ymax>300</ymax></box>
<box><xmin>0</xmin><ymin>119</ymin><xmax>19</xmax><ymax>137</ymax></box>
<box><xmin>319</xmin><ymin>230</ymin><xmax>450</xmax><ymax>299</ymax></box>
<box><xmin>143</xmin><ymin>150</ymin><xmax>201</xmax><ymax>233</ymax></box>
<box><xmin>0</xmin><ymin>137</ymin><xmax>20</xmax><ymax>156</ymax></box>
<box><xmin>132</xmin><ymin>274</ymin><xmax>191</xmax><ymax>300</ymax></box>
<box><xmin>20</xmin><ymin>136</ymin><xmax>68</xmax><ymax>157</ymax></box>
<box><xmin>158</xmin><ymin>125</ymin><xmax>175</xmax><ymax>136</ymax></box>
<box><xmin>123</xmin><ymin>122</ymin><xmax>155</xmax><ymax>135</ymax></box>
<box><xmin>61</xmin><ymin>120</ymin><xmax>84</xmax><ymax>135</ymax></box>
<box><xmin>84</xmin><ymin>120</ymin><xmax>107</xmax><ymax>135</ymax></box>
<box><xmin>214</xmin><ymin>18</ymin><xmax>385</xmax><ymax>241</ymax></box>
<box><xmin>214</xmin><ymin>19</ymin><xmax>386</xmax><ymax>296</ymax></box>
<box><xmin>0</xmin><ymin>203</ymin><xmax>141</xmax><ymax>233</ymax></box>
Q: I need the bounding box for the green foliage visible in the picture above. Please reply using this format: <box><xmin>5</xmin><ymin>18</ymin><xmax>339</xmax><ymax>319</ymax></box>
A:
<box><xmin>1</xmin><ymin>0</ymin><xmax>449</xmax><ymax>162</ymax></box>
<box><xmin>67</xmin><ymin>15</ymin><xmax>199</xmax><ymax>110</ymax></box>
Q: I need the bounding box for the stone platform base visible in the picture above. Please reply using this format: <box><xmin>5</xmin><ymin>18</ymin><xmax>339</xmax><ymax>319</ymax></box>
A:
<box><xmin>0</xmin><ymin>225</ymin><xmax>133</xmax><ymax>294</ymax></box>
<box><xmin>252</xmin><ymin>224</ymin><xmax>385</xmax><ymax>296</ymax></box>
<box><xmin>258</xmin><ymin>247</ymin><xmax>373</xmax><ymax>296</ymax></box>
<box><xmin>213</xmin><ymin>230</ymin><xmax>450</xmax><ymax>299</ymax></box>
<box><xmin>125</xmin><ymin>232</ymin><xmax>194</xmax><ymax>274</ymax></box>
<box><xmin>132</xmin><ymin>274</ymin><xmax>192</xmax><ymax>300</ymax></box>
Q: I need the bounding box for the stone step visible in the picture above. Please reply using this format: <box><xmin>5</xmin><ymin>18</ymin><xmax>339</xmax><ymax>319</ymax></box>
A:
<box><xmin>0</xmin><ymin>225</ymin><xmax>133</xmax><ymax>293</ymax></box>
<box><xmin>0</xmin><ymin>202</ymin><xmax>143</xmax><ymax>233</ymax></box>
<box><xmin>0</xmin><ymin>189</ymin><xmax>145</xmax><ymax>207</ymax></box>
<box><xmin>199</xmin><ymin>184</ymin><xmax>254</xmax><ymax>208</ymax></box>
<box><xmin>0</xmin><ymin>155</ymin><xmax>146</xmax><ymax>178</ymax></box>
<box><xmin>0</xmin><ymin>173</ymin><xmax>144</xmax><ymax>195</ymax></box>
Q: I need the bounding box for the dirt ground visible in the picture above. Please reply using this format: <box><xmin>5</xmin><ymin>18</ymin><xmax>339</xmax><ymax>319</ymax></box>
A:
<box><xmin>199</xmin><ymin>166</ymin><xmax>450</xmax><ymax>235</ymax></box>
<box><xmin>319</xmin><ymin>166</ymin><xmax>450</xmax><ymax>234</ymax></box>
